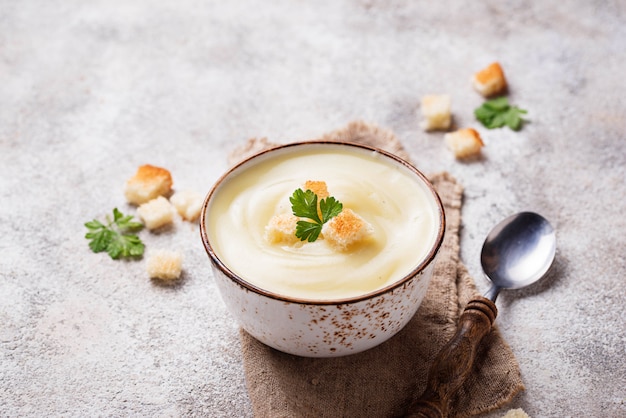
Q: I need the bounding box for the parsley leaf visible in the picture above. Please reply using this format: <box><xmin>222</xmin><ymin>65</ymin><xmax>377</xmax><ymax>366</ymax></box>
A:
<box><xmin>290</xmin><ymin>189</ymin><xmax>321</xmax><ymax>224</ymax></box>
<box><xmin>475</xmin><ymin>97</ymin><xmax>528</xmax><ymax>131</ymax></box>
<box><xmin>320</xmin><ymin>196</ymin><xmax>343</xmax><ymax>221</ymax></box>
<box><xmin>483</xmin><ymin>96</ymin><xmax>510</xmax><ymax>110</ymax></box>
<box><xmin>295</xmin><ymin>220</ymin><xmax>324</xmax><ymax>243</ymax></box>
<box><xmin>290</xmin><ymin>188</ymin><xmax>343</xmax><ymax>242</ymax></box>
<box><xmin>85</xmin><ymin>208</ymin><xmax>145</xmax><ymax>259</ymax></box>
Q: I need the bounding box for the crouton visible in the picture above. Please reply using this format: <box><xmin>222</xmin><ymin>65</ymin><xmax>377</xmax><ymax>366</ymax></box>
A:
<box><xmin>304</xmin><ymin>180</ymin><xmax>329</xmax><ymax>199</ymax></box>
<box><xmin>137</xmin><ymin>196</ymin><xmax>174</xmax><ymax>230</ymax></box>
<box><xmin>146</xmin><ymin>249</ymin><xmax>182</xmax><ymax>281</ymax></box>
<box><xmin>265</xmin><ymin>213</ymin><xmax>300</xmax><ymax>244</ymax></box>
<box><xmin>170</xmin><ymin>190</ymin><xmax>203</xmax><ymax>221</ymax></box>
<box><xmin>501</xmin><ymin>408</ymin><xmax>530</xmax><ymax>418</ymax></box>
<box><xmin>124</xmin><ymin>164</ymin><xmax>173</xmax><ymax>205</ymax></box>
<box><xmin>472</xmin><ymin>62</ymin><xmax>507</xmax><ymax>97</ymax></box>
<box><xmin>444</xmin><ymin>128</ymin><xmax>484</xmax><ymax>159</ymax></box>
<box><xmin>304</xmin><ymin>180</ymin><xmax>330</xmax><ymax>219</ymax></box>
<box><xmin>322</xmin><ymin>208</ymin><xmax>373</xmax><ymax>251</ymax></box>
<box><xmin>419</xmin><ymin>95</ymin><xmax>452</xmax><ymax>131</ymax></box>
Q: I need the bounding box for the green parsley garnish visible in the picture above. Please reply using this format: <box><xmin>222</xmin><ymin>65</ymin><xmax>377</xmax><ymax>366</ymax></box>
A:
<box><xmin>290</xmin><ymin>188</ymin><xmax>343</xmax><ymax>242</ymax></box>
<box><xmin>474</xmin><ymin>97</ymin><xmax>528</xmax><ymax>131</ymax></box>
<box><xmin>85</xmin><ymin>208</ymin><xmax>145</xmax><ymax>259</ymax></box>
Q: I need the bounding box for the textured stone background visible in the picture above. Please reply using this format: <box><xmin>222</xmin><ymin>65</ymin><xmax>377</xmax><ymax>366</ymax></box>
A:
<box><xmin>1</xmin><ymin>0</ymin><xmax>624</xmax><ymax>417</ymax></box>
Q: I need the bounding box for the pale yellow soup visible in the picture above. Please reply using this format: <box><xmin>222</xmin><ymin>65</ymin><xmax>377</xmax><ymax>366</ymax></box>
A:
<box><xmin>206</xmin><ymin>145</ymin><xmax>439</xmax><ymax>301</ymax></box>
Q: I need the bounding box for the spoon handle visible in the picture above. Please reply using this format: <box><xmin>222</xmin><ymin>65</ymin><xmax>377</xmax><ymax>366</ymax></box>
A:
<box><xmin>405</xmin><ymin>297</ymin><xmax>498</xmax><ymax>418</ymax></box>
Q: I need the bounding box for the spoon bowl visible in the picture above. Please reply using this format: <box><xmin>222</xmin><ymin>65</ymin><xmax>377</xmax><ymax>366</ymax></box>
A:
<box><xmin>481</xmin><ymin>211</ymin><xmax>556</xmax><ymax>300</ymax></box>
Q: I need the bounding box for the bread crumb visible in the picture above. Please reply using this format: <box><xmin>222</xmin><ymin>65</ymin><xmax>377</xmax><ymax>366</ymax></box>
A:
<box><xmin>472</xmin><ymin>62</ymin><xmax>507</xmax><ymax>97</ymax></box>
<box><xmin>304</xmin><ymin>180</ymin><xmax>329</xmax><ymax>199</ymax></box>
<box><xmin>124</xmin><ymin>164</ymin><xmax>173</xmax><ymax>205</ymax></box>
<box><xmin>501</xmin><ymin>408</ymin><xmax>531</xmax><ymax>418</ymax></box>
<box><xmin>444</xmin><ymin>128</ymin><xmax>484</xmax><ymax>159</ymax></box>
<box><xmin>170</xmin><ymin>190</ymin><xmax>203</xmax><ymax>221</ymax></box>
<box><xmin>147</xmin><ymin>249</ymin><xmax>182</xmax><ymax>281</ymax></box>
<box><xmin>419</xmin><ymin>95</ymin><xmax>452</xmax><ymax>131</ymax></box>
<box><xmin>322</xmin><ymin>208</ymin><xmax>373</xmax><ymax>251</ymax></box>
<box><xmin>265</xmin><ymin>213</ymin><xmax>300</xmax><ymax>244</ymax></box>
<box><xmin>137</xmin><ymin>196</ymin><xmax>174</xmax><ymax>230</ymax></box>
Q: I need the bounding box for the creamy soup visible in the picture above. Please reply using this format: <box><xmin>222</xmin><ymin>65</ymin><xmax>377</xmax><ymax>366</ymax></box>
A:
<box><xmin>206</xmin><ymin>145</ymin><xmax>440</xmax><ymax>301</ymax></box>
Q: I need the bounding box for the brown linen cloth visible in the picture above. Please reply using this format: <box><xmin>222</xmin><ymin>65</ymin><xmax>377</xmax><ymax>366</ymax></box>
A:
<box><xmin>229</xmin><ymin>121</ymin><xmax>524</xmax><ymax>417</ymax></box>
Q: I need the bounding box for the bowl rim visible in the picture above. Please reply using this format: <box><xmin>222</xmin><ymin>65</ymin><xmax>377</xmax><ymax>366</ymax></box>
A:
<box><xmin>199</xmin><ymin>140</ymin><xmax>446</xmax><ymax>306</ymax></box>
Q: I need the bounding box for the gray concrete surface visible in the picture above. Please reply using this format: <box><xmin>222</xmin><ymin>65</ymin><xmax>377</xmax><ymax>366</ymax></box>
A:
<box><xmin>1</xmin><ymin>1</ymin><xmax>624</xmax><ymax>417</ymax></box>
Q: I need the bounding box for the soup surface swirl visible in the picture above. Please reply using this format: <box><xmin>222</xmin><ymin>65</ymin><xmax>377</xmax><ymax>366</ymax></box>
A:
<box><xmin>207</xmin><ymin>146</ymin><xmax>438</xmax><ymax>301</ymax></box>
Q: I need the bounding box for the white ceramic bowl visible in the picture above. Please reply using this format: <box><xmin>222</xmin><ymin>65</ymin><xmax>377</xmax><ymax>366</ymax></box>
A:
<box><xmin>200</xmin><ymin>141</ymin><xmax>445</xmax><ymax>357</ymax></box>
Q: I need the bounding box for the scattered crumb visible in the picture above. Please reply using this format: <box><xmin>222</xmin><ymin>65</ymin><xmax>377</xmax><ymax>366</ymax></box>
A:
<box><xmin>472</xmin><ymin>62</ymin><xmax>507</xmax><ymax>97</ymax></box>
<box><xmin>265</xmin><ymin>213</ymin><xmax>300</xmax><ymax>245</ymax></box>
<box><xmin>147</xmin><ymin>249</ymin><xmax>183</xmax><ymax>281</ymax></box>
<box><xmin>501</xmin><ymin>408</ymin><xmax>531</xmax><ymax>418</ymax></box>
<box><xmin>419</xmin><ymin>94</ymin><xmax>452</xmax><ymax>131</ymax></box>
<box><xmin>170</xmin><ymin>190</ymin><xmax>204</xmax><ymax>221</ymax></box>
<box><xmin>322</xmin><ymin>208</ymin><xmax>373</xmax><ymax>251</ymax></box>
<box><xmin>444</xmin><ymin>128</ymin><xmax>484</xmax><ymax>159</ymax></box>
<box><xmin>124</xmin><ymin>164</ymin><xmax>173</xmax><ymax>205</ymax></box>
<box><xmin>137</xmin><ymin>196</ymin><xmax>174</xmax><ymax>230</ymax></box>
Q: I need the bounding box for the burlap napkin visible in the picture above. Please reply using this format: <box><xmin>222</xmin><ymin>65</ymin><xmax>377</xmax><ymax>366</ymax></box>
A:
<box><xmin>229</xmin><ymin>121</ymin><xmax>524</xmax><ymax>418</ymax></box>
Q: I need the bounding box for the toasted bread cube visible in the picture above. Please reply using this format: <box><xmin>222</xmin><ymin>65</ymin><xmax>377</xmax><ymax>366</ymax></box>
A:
<box><xmin>304</xmin><ymin>180</ymin><xmax>329</xmax><ymax>199</ymax></box>
<box><xmin>444</xmin><ymin>128</ymin><xmax>484</xmax><ymax>159</ymax></box>
<box><xmin>170</xmin><ymin>190</ymin><xmax>203</xmax><ymax>221</ymax></box>
<box><xmin>137</xmin><ymin>196</ymin><xmax>174</xmax><ymax>230</ymax></box>
<box><xmin>419</xmin><ymin>95</ymin><xmax>452</xmax><ymax>131</ymax></box>
<box><xmin>124</xmin><ymin>164</ymin><xmax>173</xmax><ymax>205</ymax></box>
<box><xmin>265</xmin><ymin>213</ymin><xmax>300</xmax><ymax>244</ymax></box>
<box><xmin>501</xmin><ymin>409</ymin><xmax>530</xmax><ymax>418</ymax></box>
<box><xmin>322</xmin><ymin>209</ymin><xmax>373</xmax><ymax>251</ymax></box>
<box><xmin>304</xmin><ymin>180</ymin><xmax>330</xmax><ymax>218</ymax></box>
<box><xmin>147</xmin><ymin>249</ymin><xmax>182</xmax><ymax>281</ymax></box>
<box><xmin>472</xmin><ymin>62</ymin><xmax>507</xmax><ymax>97</ymax></box>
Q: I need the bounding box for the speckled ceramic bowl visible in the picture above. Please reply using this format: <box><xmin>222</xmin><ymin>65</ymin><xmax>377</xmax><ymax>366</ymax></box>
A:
<box><xmin>200</xmin><ymin>141</ymin><xmax>445</xmax><ymax>357</ymax></box>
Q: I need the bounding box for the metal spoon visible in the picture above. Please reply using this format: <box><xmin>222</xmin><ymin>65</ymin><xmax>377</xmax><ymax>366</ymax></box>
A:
<box><xmin>406</xmin><ymin>212</ymin><xmax>556</xmax><ymax>418</ymax></box>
